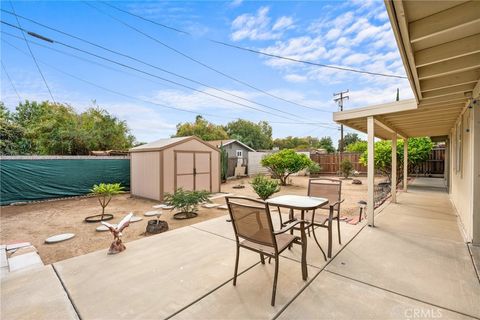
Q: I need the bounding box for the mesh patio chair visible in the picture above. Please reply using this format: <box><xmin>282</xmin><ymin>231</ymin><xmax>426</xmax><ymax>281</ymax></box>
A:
<box><xmin>226</xmin><ymin>196</ymin><xmax>305</xmax><ymax>306</ymax></box>
<box><xmin>291</xmin><ymin>178</ymin><xmax>344</xmax><ymax>259</ymax></box>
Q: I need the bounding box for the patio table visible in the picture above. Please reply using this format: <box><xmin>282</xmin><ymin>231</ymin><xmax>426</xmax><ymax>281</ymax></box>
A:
<box><xmin>265</xmin><ymin>195</ymin><xmax>328</xmax><ymax>280</ymax></box>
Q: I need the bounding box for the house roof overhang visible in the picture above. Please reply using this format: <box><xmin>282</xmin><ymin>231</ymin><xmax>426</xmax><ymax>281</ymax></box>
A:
<box><xmin>333</xmin><ymin>0</ymin><xmax>480</xmax><ymax>140</ymax></box>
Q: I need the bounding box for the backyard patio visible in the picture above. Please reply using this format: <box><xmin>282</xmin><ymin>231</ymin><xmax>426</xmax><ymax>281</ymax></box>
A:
<box><xmin>0</xmin><ymin>175</ymin><xmax>372</xmax><ymax>264</ymax></box>
<box><xmin>2</xmin><ymin>178</ymin><xmax>479</xmax><ymax>319</ymax></box>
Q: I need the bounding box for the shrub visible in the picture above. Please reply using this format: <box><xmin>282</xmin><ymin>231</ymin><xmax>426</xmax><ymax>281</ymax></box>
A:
<box><xmin>307</xmin><ymin>162</ymin><xmax>322</xmax><ymax>175</ymax></box>
<box><xmin>164</xmin><ymin>188</ymin><xmax>210</xmax><ymax>214</ymax></box>
<box><xmin>220</xmin><ymin>144</ymin><xmax>228</xmax><ymax>182</ymax></box>
<box><xmin>90</xmin><ymin>183</ymin><xmax>124</xmax><ymax>220</ymax></box>
<box><xmin>261</xmin><ymin>149</ymin><xmax>313</xmax><ymax>185</ymax></box>
<box><xmin>250</xmin><ymin>175</ymin><xmax>280</xmax><ymax>200</ymax></box>
<box><xmin>340</xmin><ymin>159</ymin><xmax>353</xmax><ymax>179</ymax></box>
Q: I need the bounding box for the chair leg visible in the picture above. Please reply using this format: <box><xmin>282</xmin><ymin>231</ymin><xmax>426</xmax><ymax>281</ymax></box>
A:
<box><xmin>312</xmin><ymin>226</ymin><xmax>327</xmax><ymax>261</ymax></box>
<box><xmin>233</xmin><ymin>246</ymin><xmax>240</xmax><ymax>286</ymax></box>
<box><xmin>260</xmin><ymin>253</ymin><xmax>265</xmax><ymax>264</ymax></box>
<box><xmin>327</xmin><ymin>223</ymin><xmax>333</xmax><ymax>259</ymax></box>
<box><xmin>337</xmin><ymin>218</ymin><xmax>342</xmax><ymax>245</ymax></box>
<box><xmin>271</xmin><ymin>256</ymin><xmax>279</xmax><ymax>306</ymax></box>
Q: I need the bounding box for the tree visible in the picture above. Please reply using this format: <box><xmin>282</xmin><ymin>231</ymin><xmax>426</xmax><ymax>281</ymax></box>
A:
<box><xmin>0</xmin><ymin>103</ymin><xmax>26</xmax><ymax>155</ymax></box>
<box><xmin>346</xmin><ymin>140</ymin><xmax>367</xmax><ymax>154</ymax></box>
<box><xmin>340</xmin><ymin>133</ymin><xmax>361</xmax><ymax>150</ymax></box>
<box><xmin>1</xmin><ymin>100</ymin><xmax>136</xmax><ymax>155</ymax></box>
<box><xmin>359</xmin><ymin>137</ymin><xmax>434</xmax><ymax>182</ymax></box>
<box><xmin>89</xmin><ymin>183</ymin><xmax>124</xmax><ymax>221</ymax></box>
<box><xmin>318</xmin><ymin>136</ymin><xmax>336</xmax><ymax>153</ymax></box>
<box><xmin>261</xmin><ymin>149</ymin><xmax>313</xmax><ymax>186</ymax></box>
<box><xmin>225</xmin><ymin>119</ymin><xmax>272</xmax><ymax>150</ymax></box>
<box><xmin>175</xmin><ymin>115</ymin><xmax>228</xmax><ymax>141</ymax></box>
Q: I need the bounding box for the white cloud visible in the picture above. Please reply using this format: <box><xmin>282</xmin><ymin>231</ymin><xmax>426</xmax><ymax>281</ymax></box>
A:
<box><xmin>272</xmin><ymin>16</ymin><xmax>294</xmax><ymax>31</ymax></box>
<box><xmin>283</xmin><ymin>74</ymin><xmax>307</xmax><ymax>83</ymax></box>
<box><xmin>230</xmin><ymin>7</ymin><xmax>294</xmax><ymax>41</ymax></box>
<box><xmin>343</xmin><ymin>53</ymin><xmax>369</xmax><ymax>65</ymax></box>
<box><xmin>262</xmin><ymin>36</ymin><xmax>326</xmax><ymax>67</ymax></box>
<box><xmin>229</xmin><ymin>0</ymin><xmax>243</xmax><ymax>8</ymax></box>
<box><xmin>325</xmin><ymin>28</ymin><xmax>341</xmax><ymax>41</ymax></box>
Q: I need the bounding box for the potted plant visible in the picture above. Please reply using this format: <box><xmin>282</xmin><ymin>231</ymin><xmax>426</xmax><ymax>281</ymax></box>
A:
<box><xmin>250</xmin><ymin>175</ymin><xmax>280</xmax><ymax>200</ymax></box>
<box><xmin>85</xmin><ymin>183</ymin><xmax>124</xmax><ymax>223</ymax></box>
<box><xmin>164</xmin><ymin>188</ymin><xmax>210</xmax><ymax>220</ymax></box>
<box><xmin>307</xmin><ymin>162</ymin><xmax>322</xmax><ymax>177</ymax></box>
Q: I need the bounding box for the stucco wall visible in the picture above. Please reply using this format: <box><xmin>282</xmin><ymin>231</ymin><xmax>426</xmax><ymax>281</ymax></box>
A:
<box><xmin>449</xmin><ymin>106</ymin><xmax>478</xmax><ymax>243</ymax></box>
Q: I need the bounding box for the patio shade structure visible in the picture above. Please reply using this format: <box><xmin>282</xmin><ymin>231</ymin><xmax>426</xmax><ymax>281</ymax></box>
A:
<box><xmin>333</xmin><ymin>0</ymin><xmax>480</xmax><ymax>244</ymax></box>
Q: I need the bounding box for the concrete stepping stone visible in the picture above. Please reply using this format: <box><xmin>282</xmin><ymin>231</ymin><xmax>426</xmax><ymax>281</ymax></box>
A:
<box><xmin>45</xmin><ymin>233</ymin><xmax>75</xmax><ymax>244</ymax></box>
<box><xmin>6</xmin><ymin>242</ymin><xmax>31</xmax><ymax>251</ymax></box>
<box><xmin>217</xmin><ymin>204</ymin><xmax>229</xmax><ymax>210</ymax></box>
<box><xmin>153</xmin><ymin>204</ymin><xmax>174</xmax><ymax>210</ymax></box>
<box><xmin>96</xmin><ymin>224</ymin><xmax>115</xmax><ymax>232</ymax></box>
<box><xmin>144</xmin><ymin>210</ymin><xmax>161</xmax><ymax>217</ymax></box>
<box><xmin>203</xmin><ymin>203</ymin><xmax>221</xmax><ymax>209</ymax></box>
<box><xmin>8</xmin><ymin>252</ymin><xmax>43</xmax><ymax>272</ymax></box>
<box><xmin>208</xmin><ymin>193</ymin><xmax>234</xmax><ymax>200</ymax></box>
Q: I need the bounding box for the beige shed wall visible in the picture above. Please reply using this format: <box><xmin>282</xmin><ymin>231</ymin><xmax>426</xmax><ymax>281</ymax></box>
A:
<box><xmin>130</xmin><ymin>151</ymin><xmax>161</xmax><ymax>201</ymax></box>
<box><xmin>449</xmin><ymin>106</ymin><xmax>479</xmax><ymax>243</ymax></box>
<box><xmin>162</xmin><ymin>139</ymin><xmax>220</xmax><ymax>195</ymax></box>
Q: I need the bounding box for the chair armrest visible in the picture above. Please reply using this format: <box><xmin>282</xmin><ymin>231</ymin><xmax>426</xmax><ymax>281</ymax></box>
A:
<box><xmin>330</xmin><ymin>199</ymin><xmax>345</xmax><ymax>209</ymax></box>
<box><xmin>273</xmin><ymin>220</ymin><xmax>305</xmax><ymax>235</ymax></box>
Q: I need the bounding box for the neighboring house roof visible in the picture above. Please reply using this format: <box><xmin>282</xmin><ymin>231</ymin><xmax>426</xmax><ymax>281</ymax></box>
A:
<box><xmin>129</xmin><ymin>136</ymin><xmax>219</xmax><ymax>153</ymax></box>
<box><xmin>207</xmin><ymin>139</ymin><xmax>256</xmax><ymax>152</ymax></box>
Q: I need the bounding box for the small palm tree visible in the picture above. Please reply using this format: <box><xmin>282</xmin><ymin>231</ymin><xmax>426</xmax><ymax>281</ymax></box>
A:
<box><xmin>91</xmin><ymin>183</ymin><xmax>124</xmax><ymax>221</ymax></box>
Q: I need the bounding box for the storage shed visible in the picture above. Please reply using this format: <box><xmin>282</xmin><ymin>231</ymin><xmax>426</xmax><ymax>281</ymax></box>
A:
<box><xmin>129</xmin><ymin>136</ymin><xmax>220</xmax><ymax>201</ymax></box>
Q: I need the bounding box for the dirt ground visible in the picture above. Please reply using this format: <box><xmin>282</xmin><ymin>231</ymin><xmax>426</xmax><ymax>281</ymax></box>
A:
<box><xmin>0</xmin><ymin>175</ymin><xmax>372</xmax><ymax>264</ymax></box>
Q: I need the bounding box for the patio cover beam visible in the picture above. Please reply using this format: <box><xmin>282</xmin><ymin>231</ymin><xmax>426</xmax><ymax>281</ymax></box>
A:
<box><xmin>374</xmin><ymin>117</ymin><xmax>407</xmax><ymax>139</ymax></box>
<box><xmin>404</xmin><ymin>139</ymin><xmax>408</xmax><ymax>192</ymax></box>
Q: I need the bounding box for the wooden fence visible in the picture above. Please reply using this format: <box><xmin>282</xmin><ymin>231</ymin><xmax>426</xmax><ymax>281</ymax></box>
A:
<box><xmin>310</xmin><ymin>152</ymin><xmax>366</xmax><ymax>174</ymax></box>
<box><xmin>310</xmin><ymin>147</ymin><xmax>446</xmax><ymax>176</ymax></box>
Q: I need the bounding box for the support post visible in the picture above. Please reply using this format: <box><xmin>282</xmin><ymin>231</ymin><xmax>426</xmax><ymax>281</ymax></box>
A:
<box><xmin>367</xmin><ymin>116</ymin><xmax>375</xmax><ymax>227</ymax></box>
<box><xmin>391</xmin><ymin>133</ymin><xmax>397</xmax><ymax>203</ymax></box>
<box><xmin>403</xmin><ymin>138</ymin><xmax>408</xmax><ymax>192</ymax></box>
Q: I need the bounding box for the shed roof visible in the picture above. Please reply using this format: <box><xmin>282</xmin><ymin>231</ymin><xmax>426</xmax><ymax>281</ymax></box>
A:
<box><xmin>129</xmin><ymin>136</ymin><xmax>219</xmax><ymax>152</ymax></box>
<box><xmin>206</xmin><ymin>139</ymin><xmax>256</xmax><ymax>152</ymax></box>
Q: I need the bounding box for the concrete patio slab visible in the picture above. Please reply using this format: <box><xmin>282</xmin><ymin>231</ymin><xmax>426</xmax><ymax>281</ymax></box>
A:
<box><xmin>54</xmin><ymin>226</ymin><xmax>260</xmax><ymax>319</ymax></box>
<box><xmin>1</xmin><ymin>265</ymin><xmax>79</xmax><ymax>320</ymax></box>
<box><xmin>281</xmin><ymin>221</ymin><xmax>365</xmax><ymax>269</ymax></box>
<box><xmin>173</xmin><ymin>257</ymin><xmax>317</xmax><ymax>319</ymax></box>
<box><xmin>277</xmin><ymin>271</ymin><xmax>472</xmax><ymax>320</ymax></box>
<box><xmin>326</xmin><ymin>227</ymin><xmax>480</xmax><ymax>317</ymax></box>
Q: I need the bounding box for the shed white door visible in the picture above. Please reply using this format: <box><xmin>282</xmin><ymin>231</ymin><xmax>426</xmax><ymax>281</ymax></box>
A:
<box><xmin>175</xmin><ymin>151</ymin><xmax>211</xmax><ymax>192</ymax></box>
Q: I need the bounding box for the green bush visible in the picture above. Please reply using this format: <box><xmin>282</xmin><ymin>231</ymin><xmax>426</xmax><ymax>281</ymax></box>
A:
<box><xmin>307</xmin><ymin>162</ymin><xmax>322</xmax><ymax>175</ymax></box>
<box><xmin>250</xmin><ymin>175</ymin><xmax>280</xmax><ymax>200</ymax></box>
<box><xmin>164</xmin><ymin>188</ymin><xmax>210</xmax><ymax>214</ymax></box>
<box><xmin>261</xmin><ymin>149</ymin><xmax>313</xmax><ymax>185</ymax></box>
<box><xmin>90</xmin><ymin>183</ymin><xmax>124</xmax><ymax>220</ymax></box>
<box><xmin>340</xmin><ymin>159</ymin><xmax>353</xmax><ymax>179</ymax></box>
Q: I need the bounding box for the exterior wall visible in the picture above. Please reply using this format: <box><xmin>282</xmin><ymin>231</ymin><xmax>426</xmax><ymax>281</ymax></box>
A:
<box><xmin>449</xmin><ymin>105</ymin><xmax>479</xmax><ymax>243</ymax></box>
<box><xmin>223</xmin><ymin>142</ymin><xmax>250</xmax><ymax>159</ymax></box>
<box><xmin>130</xmin><ymin>151</ymin><xmax>161</xmax><ymax>201</ymax></box>
<box><xmin>162</xmin><ymin>139</ymin><xmax>220</xmax><ymax>195</ymax></box>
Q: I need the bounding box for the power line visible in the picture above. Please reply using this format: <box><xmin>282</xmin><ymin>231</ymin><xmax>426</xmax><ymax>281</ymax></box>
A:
<box><xmin>9</xmin><ymin>1</ymin><xmax>56</xmax><ymax>104</ymax></box>
<box><xmin>88</xmin><ymin>2</ymin><xmax>333</xmax><ymax>112</ymax></box>
<box><xmin>1</xmin><ymin>20</ymin><xmax>312</xmax><ymax>123</ymax></box>
<box><xmin>0</xmin><ymin>8</ymin><xmax>319</xmax><ymax>119</ymax></box>
<box><xmin>101</xmin><ymin>1</ymin><xmax>408</xmax><ymax>80</ymax></box>
<box><xmin>2</xmin><ymin>37</ymin><xmax>337</xmax><ymax>130</ymax></box>
<box><xmin>1</xmin><ymin>61</ymin><xmax>22</xmax><ymax>103</ymax></box>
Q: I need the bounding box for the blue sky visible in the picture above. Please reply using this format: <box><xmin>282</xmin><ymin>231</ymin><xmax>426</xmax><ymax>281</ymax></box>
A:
<box><xmin>1</xmin><ymin>0</ymin><xmax>413</xmax><ymax>143</ymax></box>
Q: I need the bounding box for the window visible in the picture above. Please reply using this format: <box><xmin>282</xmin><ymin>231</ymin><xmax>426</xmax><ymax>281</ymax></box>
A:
<box><xmin>236</xmin><ymin>150</ymin><xmax>243</xmax><ymax>158</ymax></box>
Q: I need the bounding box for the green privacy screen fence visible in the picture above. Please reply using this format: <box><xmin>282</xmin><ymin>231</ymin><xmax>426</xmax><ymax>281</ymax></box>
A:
<box><xmin>0</xmin><ymin>156</ymin><xmax>130</xmax><ymax>206</ymax></box>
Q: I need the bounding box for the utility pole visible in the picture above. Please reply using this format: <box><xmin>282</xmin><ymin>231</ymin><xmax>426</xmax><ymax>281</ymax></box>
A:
<box><xmin>334</xmin><ymin>90</ymin><xmax>349</xmax><ymax>174</ymax></box>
